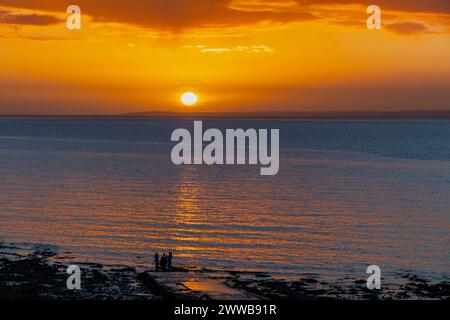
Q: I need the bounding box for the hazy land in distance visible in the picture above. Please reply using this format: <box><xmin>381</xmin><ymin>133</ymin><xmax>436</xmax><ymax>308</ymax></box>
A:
<box><xmin>1</xmin><ymin>110</ymin><xmax>450</xmax><ymax>119</ymax></box>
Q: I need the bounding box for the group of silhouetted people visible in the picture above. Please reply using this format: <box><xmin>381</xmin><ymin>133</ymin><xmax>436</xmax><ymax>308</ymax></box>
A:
<box><xmin>154</xmin><ymin>252</ymin><xmax>173</xmax><ymax>272</ymax></box>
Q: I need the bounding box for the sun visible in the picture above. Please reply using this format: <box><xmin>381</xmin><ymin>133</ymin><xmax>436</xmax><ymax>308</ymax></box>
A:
<box><xmin>181</xmin><ymin>92</ymin><xmax>198</xmax><ymax>106</ymax></box>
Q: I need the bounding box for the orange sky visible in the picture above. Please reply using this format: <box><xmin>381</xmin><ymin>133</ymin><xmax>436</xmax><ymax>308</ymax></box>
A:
<box><xmin>0</xmin><ymin>0</ymin><xmax>449</xmax><ymax>114</ymax></box>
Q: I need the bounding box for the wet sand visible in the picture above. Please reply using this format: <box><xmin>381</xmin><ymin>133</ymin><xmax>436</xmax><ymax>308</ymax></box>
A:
<box><xmin>0</xmin><ymin>243</ymin><xmax>449</xmax><ymax>300</ymax></box>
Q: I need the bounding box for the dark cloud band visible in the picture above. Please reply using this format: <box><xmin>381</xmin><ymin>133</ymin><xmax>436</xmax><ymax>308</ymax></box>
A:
<box><xmin>0</xmin><ymin>9</ymin><xmax>61</xmax><ymax>26</ymax></box>
<box><xmin>0</xmin><ymin>0</ymin><xmax>447</xmax><ymax>29</ymax></box>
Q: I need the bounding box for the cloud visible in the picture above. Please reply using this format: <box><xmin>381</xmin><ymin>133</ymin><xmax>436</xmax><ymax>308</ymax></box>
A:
<box><xmin>385</xmin><ymin>22</ymin><xmax>431</xmax><ymax>35</ymax></box>
<box><xmin>185</xmin><ymin>44</ymin><xmax>276</xmax><ymax>54</ymax></box>
<box><xmin>0</xmin><ymin>0</ymin><xmax>447</xmax><ymax>31</ymax></box>
<box><xmin>295</xmin><ymin>0</ymin><xmax>450</xmax><ymax>14</ymax></box>
<box><xmin>0</xmin><ymin>9</ymin><xmax>61</xmax><ymax>26</ymax></box>
<box><xmin>0</xmin><ymin>0</ymin><xmax>317</xmax><ymax>30</ymax></box>
<box><xmin>201</xmin><ymin>47</ymin><xmax>232</xmax><ymax>53</ymax></box>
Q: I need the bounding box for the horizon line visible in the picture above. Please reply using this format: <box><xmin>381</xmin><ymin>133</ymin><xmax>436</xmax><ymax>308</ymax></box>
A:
<box><xmin>1</xmin><ymin>109</ymin><xmax>450</xmax><ymax>119</ymax></box>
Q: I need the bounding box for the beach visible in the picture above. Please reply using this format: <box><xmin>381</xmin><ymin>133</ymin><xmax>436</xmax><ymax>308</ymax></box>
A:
<box><xmin>1</xmin><ymin>243</ymin><xmax>449</xmax><ymax>300</ymax></box>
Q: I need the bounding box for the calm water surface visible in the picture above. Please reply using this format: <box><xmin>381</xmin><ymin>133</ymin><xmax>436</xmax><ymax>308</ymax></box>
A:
<box><xmin>0</xmin><ymin>118</ymin><xmax>449</xmax><ymax>285</ymax></box>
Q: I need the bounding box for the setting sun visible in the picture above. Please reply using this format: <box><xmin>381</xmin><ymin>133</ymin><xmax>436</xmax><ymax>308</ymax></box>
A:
<box><xmin>181</xmin><ymin>92</ymin><xmax>198</xmax><ymax>107</ymax></box>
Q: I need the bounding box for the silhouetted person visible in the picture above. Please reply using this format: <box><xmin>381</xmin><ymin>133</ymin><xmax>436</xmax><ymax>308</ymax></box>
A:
<box><xmin>154</xmin><ymin>252</ymin><xmax>160</xmax><ymax>271</ymax></box>
<box><xmin>160</xmin><ymin>253</ymin><xmax>167</xmax><ymax>272</ymax></box>
<box><xmin>167</xmin><ymin>252</ymin><xmax>173</xmax><ymax>272</ymax></box>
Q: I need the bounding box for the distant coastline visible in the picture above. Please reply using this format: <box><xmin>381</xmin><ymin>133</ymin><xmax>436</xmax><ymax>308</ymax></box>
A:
<box><xmin>123</xmin><ymin>110</ymin><xmax>450</xmax><ymax>119</ymax></box>
<box><xmin>1</xmin><ymin>110</ymin><xmax>450</xmax><ymax>119</ymax></box>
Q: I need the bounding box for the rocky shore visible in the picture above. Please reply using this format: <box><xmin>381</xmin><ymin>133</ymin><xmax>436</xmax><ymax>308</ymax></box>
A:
<box><xmin>0</xmin><ymin>243</ymin><xmax>448</xmax><ymax>300</ymax></box>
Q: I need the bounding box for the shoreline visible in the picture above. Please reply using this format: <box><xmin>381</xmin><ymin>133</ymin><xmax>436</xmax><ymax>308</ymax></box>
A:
<box><xmin>1</xmin><ymin>243</ymin><xmax>449</xmax><ymax>300</ymax></box>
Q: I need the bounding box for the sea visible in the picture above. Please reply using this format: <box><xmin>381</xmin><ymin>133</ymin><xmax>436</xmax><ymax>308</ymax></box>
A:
<box><xmin>0</xmin><ymin>117</ymin><xmax>449</xmax><ymax>286</ymax></box>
